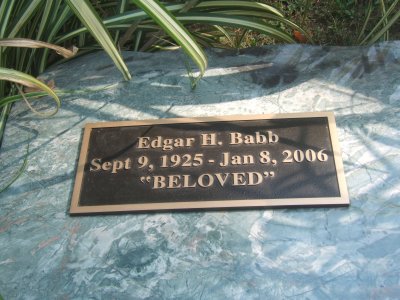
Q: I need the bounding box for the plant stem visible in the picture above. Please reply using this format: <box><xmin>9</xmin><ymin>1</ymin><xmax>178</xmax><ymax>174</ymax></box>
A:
<box><xmin>0</xmin><ymin>103</ymin><xmax>11</xmax><ymax>148</ymax></box>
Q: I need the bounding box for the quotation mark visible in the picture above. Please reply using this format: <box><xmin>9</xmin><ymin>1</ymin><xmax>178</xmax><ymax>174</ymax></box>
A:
<box><xmin>263</xmin><ymin>171</ymin><xmax>275</xmax><ymax>178</ymax></box>
<box><xmin>140</xmin><ymin>176</ymin><xmax>152</xmax><ymax>184</ymax></box>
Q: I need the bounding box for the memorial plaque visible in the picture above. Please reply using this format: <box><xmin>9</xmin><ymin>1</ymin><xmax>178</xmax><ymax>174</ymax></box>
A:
<box><xmin>70</xmin><ymin>112</ymin><xmax>349</xmax><ymax>214</ymax></box>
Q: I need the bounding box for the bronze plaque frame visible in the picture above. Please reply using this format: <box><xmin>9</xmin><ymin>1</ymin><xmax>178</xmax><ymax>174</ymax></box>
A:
<box><xmin>70</xmin><ymin>112</ymin><xmax>349</xmax><ymax>214</ymax></box>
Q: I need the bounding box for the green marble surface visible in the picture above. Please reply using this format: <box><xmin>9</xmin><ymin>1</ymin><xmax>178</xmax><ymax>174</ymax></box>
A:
<box><xmin>1</xmin><ymin>42</ymin><xmax>400</xmax><ymax>299</ymax></box>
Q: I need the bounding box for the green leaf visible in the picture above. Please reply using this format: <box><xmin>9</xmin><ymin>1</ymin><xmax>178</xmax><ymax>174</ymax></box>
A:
<box><xmin>66</xmin><ymin>0</ymin><xmax>131</xmax><ymax>80</ymax></box>
<box><xmin>194</xmin><ymin>1</ymin><xmax>284</xmax><ymax>17</ymax></box>
<box><xmin>178</xmin><ymin>13</ymin><xmax>296</xmax><ymax>43</ymax></box>
<box><xmin>0</xmin><ymin>92</ymin><xmax>48</xmax><ymax>108</ymax></box>
<box><xmin>0</xmin><ymin>103</ymin><xmax>12</xmax><ymax>147</ymax></box>
<box><xmin>359</xmin><ymin>0</ymin><xmax>400</xmax><ymax>45</ymax></box>
<box><xmin>207</xmin><ymin>10</ymin><xmax>313</xmax><ymax>43</ymax></box>
<box><xmin>37</xmin><ymin>0</ymin><xmax>54</xmax><ymax>41</ymax></box>
<box><xmin>8</xmin><ymin>0</ymin><xmax>43</xmax><ymax>38</ymax></box>
<box><xmin>365</xmin><ymin>7</ymin><xmax>400</xmax><ymax>45</ymax></box>
<box><xmin>133</xmin><ymin>0</ymin><xmax>207</xmax><ymax>75</ymax></box>
<box><xmin>356</xmin><ymin>1</ymin><xmax>373</xmax><ymax>44</ymax></box>
<box><xmin>0</xmin><ymin>0</ymin><xmax>16</xmax><ymax>38</ymax></box>
<box><xmin>114</xmin><ymin>0</ymin><xmax>128</xmax><ymax>43</ymax></box>
<box><xmin>379</xmin><ymin>0</ymin><xmax>388</xmax><ymax>41</ymax></box>
<box><xmin>55</xmin><ymin>4</ymin><xmax>186</xmax><ymax>43</ymax></box>
<box><xmin>0</xmin><ymin>142</ymin><xmax>29</xmax><ymax>194</ymax></box>
<box><xmin>213</xmin><ymin>25</ymin><xmax>235</xmax><ymax>47</ymax></box>
<box><xmin>39</xmin><ymin>4</ymin><xmax>72</xmax><ymax>72</ymax></box>
<box><xmin>0</xmin><ymin>67</ymin><xmax>60</xmax><ymax>116</ymax></box>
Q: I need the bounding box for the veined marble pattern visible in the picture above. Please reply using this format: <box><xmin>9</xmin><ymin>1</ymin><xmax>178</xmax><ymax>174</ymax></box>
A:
<box><xmin>1</xmin><ymin>42</ymin><xmax>400</xmax><ymax>299</ymax></box>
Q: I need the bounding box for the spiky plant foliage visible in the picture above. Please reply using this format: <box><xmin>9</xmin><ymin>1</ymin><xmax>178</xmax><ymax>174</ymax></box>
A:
<box><xmin>0</xmin><ymin>0</ymin><xmax>312</xmax><ymax>148</ymax></box>
<box><xmin>357</xmin><ymin>0</ymin><xmax>400</xmax><ymax>45</ymax></box>
<box><xmin>0</xmin><ymin>0</ymin><xmax>315</xmax><ymax>190</ymax></box>
<box><xmin>1</xmin><ymin>0</ymin><xmax>399</xmax><ymax>191</ymax></box>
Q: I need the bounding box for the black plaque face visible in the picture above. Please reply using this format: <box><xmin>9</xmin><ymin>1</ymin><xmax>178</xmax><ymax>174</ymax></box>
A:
<box><xmin>70</xmin><ymin>112</ymin><xmax>349</xmax><ymax>214</ymax></box>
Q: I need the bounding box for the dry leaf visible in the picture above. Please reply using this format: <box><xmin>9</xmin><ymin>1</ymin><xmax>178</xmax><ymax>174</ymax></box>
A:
<box><xmin>294</xmin><ymin>30</ymin><xmax>307</xmax><ymax>43</ymax></box>
<box><xmin>24</xmin><ymin>78</ymin><xmax>56</xmax><ymax>93</ymax></box>
<box><xmin>0</xmin><ymin>38</ymin><xmax>78</xmax><ymax>58</ymax></box>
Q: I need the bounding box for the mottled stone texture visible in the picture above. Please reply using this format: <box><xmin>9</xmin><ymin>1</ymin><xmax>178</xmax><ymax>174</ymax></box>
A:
<box><xmin>1</xmin><ymin>42</ymin><xmax>400</xmax><ymax>299</ymax></box>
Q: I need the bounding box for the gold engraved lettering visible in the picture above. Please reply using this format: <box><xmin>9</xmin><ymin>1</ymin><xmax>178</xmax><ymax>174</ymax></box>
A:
<box><xmin>102</xmin><ymin>161</ymin><xmax>112</xmax><ymax>171</ymax></box>
<box><xmin>90</xmin><ymin>158</ymin><xmax>132</xmax><ymax>173</ymax></box>
<box><xmin>220</xmin><ymin>152</ymin><xmax>229</xmax><ymax>167</ymax></box>
<box><xmin>229</xmin><ymin>131</ymin><xmax>279</xmax><ymax>145</ymax></box>
<box><xmin>137</xmin><ymin>137</ymin><xmax>150</xmax><ymax>149</ymax></box>
<box><xmin>153</xmin><ymin>175</ymin><xmax>166</xmax><ymax>189</ymax></box>
<box><xmin>167</xmin><ymin>175</ymin><xmax>182</xmax><ymax>189</ymax></box>
<box><xmin>244</xmin><ymin>135</ymin><xmax>255</xmax><ymax>144</ymax></box>
<box><xmin>151</xmin><ymin>136</ymin><xmax>163</xmax><ymax>149</ymax></box>
<box><xmin>162</xmin><ymin>138</ymin><xmax>174</xmax><ymax>151</ymax></box>
<box><xmin>198</xmin><ymin>174</ymin><xmax>214</xmax><ymax>187</ymax></box>
<box><xmin>173</xmin><ymin>139</ymin><xmax>185</xmax><ymax>148</ymax></box>
<box><xmin>248</xmin><ymin>172</ymin><xmax>263</xmax><ymax>185</ymax></box>
<box><xmin>124</xmin><ymin>158</ymin><xmax>132</xmax><ymax>169</ymax></box>
<box><xmin>137</xmin><ymin>136</ymin><xmax>196</xmax><ymax>151</ymax></box>
<box><xmin>111</xmin><ymin>160</ymin><xmax>124</xmax><ymax>174</ymax></box>
<box><xmin>232</xmin><ymin>172</ymin><xmax>247</xmax><ymax>186</ymax></box>
<box><xmin>243</xmin><ymin>155</ymin><xmax>254</xmax><ymax>164</ymax></box>
<box><xmin>185</xmin><ymin>137</ymin><xmax>195</xmax><ymax>147</ymax></box>
<box><xmin>231</xmin><ymin>155</ymin><xmax>242</xmax><ymax>165</ymax></box>
<box><xmin>215</xmin><ymin>173</ymin><xmax>229</xmax><ymax>186</ymax></box>
<box><xmin>229</xmin><ymin>132</ymin><xmax>242</xmax><ymax>145</ymax></box>
<box><xmin>111</xmin><ymin>160</ymin><xmax>129</xmax><ymax>174</ymax></box>
<box><xmin>220</xmin><ymin>152</ymin><xmax>255</xmax><ymax>166</ymax></box>
<box><xmin>90</xmin><ymin>158</ymin><xmax>102</xmax><ymax>171</ymax></box>
<box><xmin>150</xmin><ymin>172</ymin><xmax>267</xmax><ymax>190</ymax></box>
<box><xmin>183</xmin><ymin>175</ymin><xmax>197</xmax><ymax>188</ymax></box>
<box><xmin>200</xmin><ymin>133</ymin><xmax>217</xmax><ymax>146</ymax></box>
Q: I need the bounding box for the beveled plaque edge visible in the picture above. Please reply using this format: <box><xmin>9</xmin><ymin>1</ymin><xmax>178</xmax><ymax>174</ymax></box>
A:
<box><xmin>69</xmin><ymin>111</ymin><xmax>349</xmax><ymax>215</ymax></box>
<box><xmin>70</xmin><ymin>122</ymin><xmax>93</xmax><ymax>215</ymax></box>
